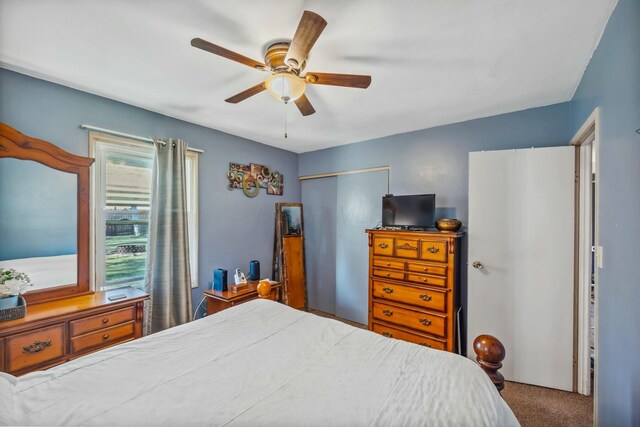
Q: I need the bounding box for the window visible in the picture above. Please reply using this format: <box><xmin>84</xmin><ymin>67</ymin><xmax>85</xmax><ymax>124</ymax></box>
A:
<box><xmin>185</xmin><ymin>151</ymin><xmax>199</xmax><ymax>288</ymax></box>
<box><xmin>90</xmin><ymin>133</ymin><xmax>199</xmax><ymax>291</ymax></box>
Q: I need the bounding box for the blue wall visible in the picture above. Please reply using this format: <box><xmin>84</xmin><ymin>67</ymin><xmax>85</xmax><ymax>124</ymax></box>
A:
<box><xmin>299</xmin><ymin>102</ymin><xmax>572</xmax><ymax>225</ymax></box>
<box><xmin>570</xmin><ymin>0</ymin><xmax>640</xmax><ymax>424</ymax></box>
<box><xmin>0</xmin><ymin>68</ymin><xmax>301</xmax><ymax>311</ymax></box>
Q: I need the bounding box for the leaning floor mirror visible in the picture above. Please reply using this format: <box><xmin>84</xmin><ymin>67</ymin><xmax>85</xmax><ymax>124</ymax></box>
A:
<box><xmin>273</xmin><ymin>203</ymin><xmax>307</xmax><ymax>310</ymax></box>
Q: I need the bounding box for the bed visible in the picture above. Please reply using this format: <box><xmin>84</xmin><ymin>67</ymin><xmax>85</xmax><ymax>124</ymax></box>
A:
<box><xmin>0</xmin><ymin>254</ymin><xmax>77</xmax><ymax>291</ymax></box>
<box><xmin>1</xmin><ymin>299</ymin><xmax>518</xmax><ymax>426</ymax></box>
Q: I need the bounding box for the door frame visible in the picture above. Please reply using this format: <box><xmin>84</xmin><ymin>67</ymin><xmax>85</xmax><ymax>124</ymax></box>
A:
<box><xmin>570</xmin><ymin>107</ymin><xmax>600</xmax><ymax>406</ymax></box>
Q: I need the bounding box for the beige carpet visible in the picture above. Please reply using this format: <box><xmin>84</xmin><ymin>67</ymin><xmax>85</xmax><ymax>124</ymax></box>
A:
<box><xmin>502</xmin><ymin>381</ymin><xmax>593</xmax><ymax>426</ymax></box>
<box><xmin>308</xmin><ymin>309</ymin><xmax>593</xmax><ymax>426</ymax></box>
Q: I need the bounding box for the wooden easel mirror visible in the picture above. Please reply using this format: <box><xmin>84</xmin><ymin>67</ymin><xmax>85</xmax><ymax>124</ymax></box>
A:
<box><xmin>273</xmin><ymin>203</ymin><xmax>307</xmax><ymax>310</ymax></box>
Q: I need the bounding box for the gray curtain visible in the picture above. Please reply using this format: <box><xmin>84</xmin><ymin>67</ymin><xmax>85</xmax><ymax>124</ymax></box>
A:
<box><xmin>144</xmin><ymin>138</ymin><xmax>192</xmax><ymax>334</ymax></box>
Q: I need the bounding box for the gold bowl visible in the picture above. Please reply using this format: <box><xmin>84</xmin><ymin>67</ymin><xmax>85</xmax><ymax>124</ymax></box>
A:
<box><xmin>435</xmin><ymin>218</ymin><xmax>462</xmax><ymax>232</ymax></box>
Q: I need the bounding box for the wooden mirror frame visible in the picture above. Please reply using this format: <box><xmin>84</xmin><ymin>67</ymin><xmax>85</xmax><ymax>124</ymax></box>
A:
<box><xmin>273</xmin><ymin>202</ymin><xmax>307</xmax><ymax>310</ymax></box>
<box><xmin>0</xmin><ymin>123</ymin><xmax>95</xmax><ymax>304</ymax></box>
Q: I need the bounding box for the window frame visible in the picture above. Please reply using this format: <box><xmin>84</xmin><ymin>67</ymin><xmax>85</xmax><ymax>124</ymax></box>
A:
<box><xmin>185</xmin><ymin>150</ymin><xmax>199</xmax><ymax>289</ymax></box>
<box><xmin>89</xmin><ymin>132</ymin><xmax>199</xmax><ymax>291</ymax></box>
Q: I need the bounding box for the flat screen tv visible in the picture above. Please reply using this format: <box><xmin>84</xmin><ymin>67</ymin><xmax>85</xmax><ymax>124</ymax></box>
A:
<box><xmin>382</xmin><ymin>194</ymin><xmax>436</xmax><ymax>229</ymax></box>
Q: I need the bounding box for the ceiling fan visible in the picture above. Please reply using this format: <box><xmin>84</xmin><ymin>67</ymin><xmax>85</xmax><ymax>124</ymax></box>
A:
<box><xmin>191</xmin><ymin>10</ymin><xmax>371</xmax><ymax>117</ymax></box>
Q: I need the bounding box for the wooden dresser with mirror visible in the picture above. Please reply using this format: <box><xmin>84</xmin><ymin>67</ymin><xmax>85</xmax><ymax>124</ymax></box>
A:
<box><xmin>0</xmin><ymin>123</ymin><xmax>148</xmax><ymax>376</ymax></box>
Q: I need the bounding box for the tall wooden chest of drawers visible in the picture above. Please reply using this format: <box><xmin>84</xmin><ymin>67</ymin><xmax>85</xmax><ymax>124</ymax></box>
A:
<box><xmin>367</xmin><ymin>229</ymin><xmax>462</xmax><ymax>353</ymax></box>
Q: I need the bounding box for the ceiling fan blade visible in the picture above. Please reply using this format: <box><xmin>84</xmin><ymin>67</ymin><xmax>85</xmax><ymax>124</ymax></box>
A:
<box><xmin>304</xmin><ymin>72</ymin><xmax>371</xmax><ymax>89</ymax></box>
<box><xmin>225</xmin><ymin>82</ymin><xmax>266</xmax><ymax>104</ymax></box>
<box><xmin>191</xmin><ymin>38</ymin><xmax>267</xmax><ymax>70</ymax></box>
<box><xmin>294</xmin><ymin>94</ymin><xmax>316</xmax><ymax>116</ymax></box>
<box><xmin>285</xmin><ymin>11</ymin><xmax>327</xmax><ymax>69</ymax></box>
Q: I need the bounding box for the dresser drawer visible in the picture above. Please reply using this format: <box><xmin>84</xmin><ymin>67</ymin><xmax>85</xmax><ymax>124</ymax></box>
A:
<box><xmin>372</xmin><ymin>269</ymin><xmax>405</xmax><ymax>280</ymax></box>
<box><xmin>71</xmin><ymin>321</ymin><xmax>135</xmax><ymax>355</ymax></box>
<box><xmin>6</xmin><ymin>324</ymin><xmax>65</xmax><ymax>374</ymax></box>
<box><xmin>70</xmin><ymin>306</ymin><xmax>136</xmax><ymax>337</ymax></box>
<box><xmin>372</xmin><ymin>281</ymin><xmax>446</xmax><ymax>312</ymax></box>
<box><xmin>372</xmin><ymin>302</ymin><xmax>446</xmax><ymax>337</ymax></box>
<box><xmin>372</xmin><ymin>323</ymin><xmax>447</xmax><ymax>350</ymax></box>
<box><xmin>395</xmin><ymin>239</ymin><xmax>420</xmax><ymax>259</ymax></box>
<box><xmin>373</xmin><ymin>257</ymin><xmax>405</xmax><ymax>271</ymax></box>
<box><xmin>407</xmin><ymin>261</ymin><xmax>447</xmax><ymax>277</ymax></box>
<box><xmin>420</xmin><ymin>240</ymin><xmax>448</xmax><ymax>262</ymax></box>
<box><xmin>373</xmin><ymin>237</ymin><xmax>394</xmax><ymax>256</ymax></box>
<box><xmin>406</xmin><ymin>273</ymin><xmax>447</xmax><ymax>288</ymax></box>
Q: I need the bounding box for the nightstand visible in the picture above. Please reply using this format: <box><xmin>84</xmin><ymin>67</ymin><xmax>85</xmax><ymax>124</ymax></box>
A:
<box><xmin>204</xmin><ymin>281</ymin><xmax>281</xmax><ymax>315</ymax></box>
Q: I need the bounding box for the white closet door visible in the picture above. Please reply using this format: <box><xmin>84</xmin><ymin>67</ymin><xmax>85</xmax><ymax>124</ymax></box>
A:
<box><xmin>467</xmin><ymin>147</ymin><xmax>575</xmax><ymax>391</ymax></box>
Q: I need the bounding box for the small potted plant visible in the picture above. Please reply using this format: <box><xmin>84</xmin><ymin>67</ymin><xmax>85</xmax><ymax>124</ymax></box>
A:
<box><xmin>0</xmin><ymin>268</ymin><xmax>33</xmax><ymax>310</ymax></box>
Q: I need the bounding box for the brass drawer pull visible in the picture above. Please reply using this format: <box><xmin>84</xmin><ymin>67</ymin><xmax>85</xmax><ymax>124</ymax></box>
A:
<box><xmin>423</xmin><ymin>267</ymin><xmax>429</xmax><ymax>272</ymax></box>
<box><xmin>419</xmin><ymin>342</ymin><xmax>432</xmax><ymax>348</ymax></box>
<box><xmin>23</xmin><ymin>339</ymin><xmax>52</xmax><ymax>354</ymax></box>
<box><xmin>427</xmin><ymin>246</ymin><xmax>440</xmax><ymax>254</ymax></box>
<box><xmin>102</xmin><ymin>318</ymin><xmax>109</xmax><ymax>324</ymax></box>
<box><xmin>382</xmin><ymin>287</ymin><xmax>394</xmax><ymax>294</ymax></box>
<box><xmin>378</xmin><ymin>242</ymin><xmax>388</xmax><ymax>249</ymax></box>
<box><xmin>382</xmin><ymin>309</ymin><xmax>393</xmax><ymax>316</ymax></box>
<box><xmin>398</xmin><ymin>243</ymin><xmax>417</xmax><ymax>251</ymax></box>
<box><xmin>419</xmin><ymin>318</ymin><xmax>432</xmax><ymax>326</ymax></box>
<box><xmin>103</xmin><ymin>334</ymin><xmax>110</xmax><ymax>340</ymax></box>
<box><xmin>386</xmin><ymin>263</ymin><xmax>391</xmax><ymax>267</ymax></box>
<box><xmin>419</xmin><ymin>294</ymin><xmax>432</xmax><ymax>301</ymax></box>
<box><xmin>422</xmin><ymin>278</ymin><xmax>429</xmax><ymax>283</ymax></box>
<box><xmin>385</xmin><ymin>272</ymin><xmax>391</xmax><ymax>277</ymax></box>
<box><xmin>382</xmin><ymin>331</ymin><xmax>393</xmax><ymax>338</ymax></box>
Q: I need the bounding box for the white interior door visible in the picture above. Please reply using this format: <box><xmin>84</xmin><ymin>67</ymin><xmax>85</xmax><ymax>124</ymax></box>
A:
<box><xmin>467</xmin><ymin>147</ymin><xmax>575</xmax><ymax>391</ymax></box>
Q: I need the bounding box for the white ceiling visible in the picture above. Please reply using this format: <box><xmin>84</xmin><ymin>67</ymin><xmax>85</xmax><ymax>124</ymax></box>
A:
<box><xmin>0</xmin><ymin>0</ymin><xmax>617</xmax><ymax>153</ymax></box>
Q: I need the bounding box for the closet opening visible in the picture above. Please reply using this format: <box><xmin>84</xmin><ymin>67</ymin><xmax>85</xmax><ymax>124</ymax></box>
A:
<box><xmin>300</xmin><ymin>166</ymin><xmax>389</xmax><ymax>324</ymax></box>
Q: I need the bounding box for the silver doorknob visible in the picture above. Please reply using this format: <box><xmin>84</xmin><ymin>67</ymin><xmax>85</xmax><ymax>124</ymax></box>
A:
<box><xmin>473</xmin><ymin>261</ymin><xmax>484</xmax><ymax>269</ymax></box>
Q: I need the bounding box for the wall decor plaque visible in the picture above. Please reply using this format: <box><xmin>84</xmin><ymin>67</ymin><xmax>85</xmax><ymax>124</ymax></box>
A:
<box><xmin>227</xmin><ymin>162</ymin><xmax>283</xmax><ymax>197</ymax></box>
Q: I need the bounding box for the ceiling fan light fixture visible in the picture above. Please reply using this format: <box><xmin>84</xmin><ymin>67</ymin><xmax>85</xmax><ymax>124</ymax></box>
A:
<box><xmin>265</xmin><ymin>73</ymin><xmax>306</xmax><ymax>103</ymax></box>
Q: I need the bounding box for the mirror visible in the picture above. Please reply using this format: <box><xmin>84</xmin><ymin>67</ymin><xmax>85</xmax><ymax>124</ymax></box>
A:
<box><xmin>0</xmin><ymin>158</ymin><xmax>78</xmax><ymax>292</ymax></box>
<box><xmin>273</xmin><ymin>203</ymin><xmax>307</xmax><ymax>310</ymax></box>
<box><xmin>0</xmin><ymin>123</ymin><xmax>94</xmax><ymax>303</ymax></box>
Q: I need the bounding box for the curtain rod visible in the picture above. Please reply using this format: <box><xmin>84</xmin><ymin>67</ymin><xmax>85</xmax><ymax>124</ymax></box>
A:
<box><xmin>79</xmin><ymin>124</ymin><xmax>204</xmax><ymax>154</ymax></box>
<box><xmin>298</xmin><ymin>166</ymin><xmax>389</xmax><ymax>181</ymax></box>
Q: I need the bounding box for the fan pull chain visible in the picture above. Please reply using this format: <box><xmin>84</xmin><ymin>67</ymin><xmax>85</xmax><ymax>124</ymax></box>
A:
<box><xmin>284</xmin><ymin>100</ymin><xmax>288</xmax><ymax>139</ymax></box>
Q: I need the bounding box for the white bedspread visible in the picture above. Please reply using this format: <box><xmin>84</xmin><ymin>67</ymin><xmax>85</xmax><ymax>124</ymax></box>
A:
<box><xmin>8</xmin><ymin>300</ymin><xmax>518</xmax><ymax>426</ymax></box>
<box><xmin>0</xmin><ymin>254</ymin><xmax>76</xmax><ymax>291</ymax></box>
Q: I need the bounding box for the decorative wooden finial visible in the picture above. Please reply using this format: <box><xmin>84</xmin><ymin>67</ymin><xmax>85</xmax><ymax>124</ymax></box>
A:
<box><xmin>256</xmin><ymin>280</ymin><xmax>272</xmax><ymax>299</ymax></box>
<box><xmin>473</xmin><ymin>334</ymin><xmax>506</xmax><ymax>393</ymax></box>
